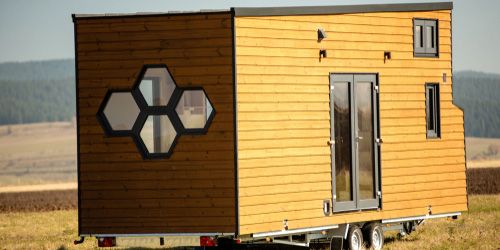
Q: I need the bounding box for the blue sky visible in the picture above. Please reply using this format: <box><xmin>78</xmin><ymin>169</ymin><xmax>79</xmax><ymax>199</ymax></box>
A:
<box><xmin>0</xmin><ymin>0</ymin><xmax>499</xmax><ymax>73</ymax></box>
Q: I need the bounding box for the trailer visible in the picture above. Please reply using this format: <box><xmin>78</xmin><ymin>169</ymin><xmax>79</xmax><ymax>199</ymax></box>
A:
<box><xmin>72</xmin><ymin>2</ymin><xmax>467</xmax><ymax>249</ymax></box>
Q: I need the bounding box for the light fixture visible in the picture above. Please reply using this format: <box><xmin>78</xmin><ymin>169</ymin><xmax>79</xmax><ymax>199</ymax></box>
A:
<box><xmin>384</xmin><ymin>51</ymin><xmax>391</xmax><ymax>63</ymax></box>
<box><xmin>317</xmin><ymin>28</ymin><xmax>327</xmax><ymax>42</ymax></box>
<box><xmin>323</xmin><ymin>200</ymin><xmax>331</xmax><ymax>216</ymax></box>
<box><xmin>319</xmin><ymin>49</ymin><xmax>327</xmax><ymax>58</ymax></box>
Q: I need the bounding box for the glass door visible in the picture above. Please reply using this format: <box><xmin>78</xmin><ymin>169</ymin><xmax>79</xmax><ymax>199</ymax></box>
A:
<box><xmin>330</xmin><ymin>74</ymin><xmax>380</xmax><ymax>212</ymax></box>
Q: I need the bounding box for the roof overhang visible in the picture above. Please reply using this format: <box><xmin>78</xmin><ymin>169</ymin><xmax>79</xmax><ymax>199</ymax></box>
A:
<box><xmin>232</xmin><ymin>2</ymin><xmax>453</xmax><ymax>17</ymax></box>
<box><xmin>72</xmin><ymin>10</ymin><xmax>230</xmax><ymax>21</ymax></box>
<box><xmin>72</xmin><ymin>2</ymin><xmax>453</xmax><ymax>21</ymax></box>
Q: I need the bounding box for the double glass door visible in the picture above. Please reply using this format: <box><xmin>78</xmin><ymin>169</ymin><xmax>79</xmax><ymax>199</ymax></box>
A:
<box><xmin>330</xmin><ymin>74</ymin><xmax>380</xmax><ymax>212</ymax></box>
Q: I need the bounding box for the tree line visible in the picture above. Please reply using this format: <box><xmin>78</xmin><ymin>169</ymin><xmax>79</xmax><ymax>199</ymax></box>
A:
<box><xmin>453</xmin><ymin>71</ymin><xmax>500</xmax><ymax>138</ymax></box>
<box><xmin>0</xmin><ymin>59</ymin><xmax>75</xmax><ymax>125</ymax></box>
<box><xmin>0</xmin><ymin>60</ymin><xmax>499</xmax><ymax>138</ymax></box>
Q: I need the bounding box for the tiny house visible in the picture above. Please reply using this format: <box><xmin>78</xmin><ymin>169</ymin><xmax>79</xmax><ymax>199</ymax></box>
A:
<box><xmin>73</xmin><ymin>2</ymin><xmax>467</xmax><ymax>249</ymax></box>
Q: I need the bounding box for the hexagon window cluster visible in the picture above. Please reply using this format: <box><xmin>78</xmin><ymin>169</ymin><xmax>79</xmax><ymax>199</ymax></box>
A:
<box><xmin>97</xmin><ymin>65</ymin><xmax>216</xmax><ymax>159</ymax></box>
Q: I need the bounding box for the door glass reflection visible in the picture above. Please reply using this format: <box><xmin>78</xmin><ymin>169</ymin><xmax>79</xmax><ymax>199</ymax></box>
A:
<box><xmin>356</xmin><ymin>82</ymin><xmax>375</xmax><ymax>200</ymax></box>
<box><xmin>334</xmin><ymin>81</ymin><xmax>353</xmax><ymax>202</ymax></box>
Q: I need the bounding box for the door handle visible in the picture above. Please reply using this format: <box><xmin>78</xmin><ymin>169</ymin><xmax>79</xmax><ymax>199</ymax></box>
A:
<box><xmin>327</xmin><ymin>140</ymin><xmax>335</xmax><ymax>146</ymax></box>
<box><xmin>357</xmin><ymin>136</ymin><xmax>364</xmax><ymax>140</ymax></box>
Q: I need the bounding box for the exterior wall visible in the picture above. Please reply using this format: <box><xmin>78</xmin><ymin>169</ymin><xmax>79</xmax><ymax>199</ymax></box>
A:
<box><xmin>235</xmin><ymin>10</ymin><xmax>467</xmax><ymax>235</ymax></box>
<box><xmin>75</xmin><ymin>13</ymin><xmax>235</xmax><ymax>234</ymax></box>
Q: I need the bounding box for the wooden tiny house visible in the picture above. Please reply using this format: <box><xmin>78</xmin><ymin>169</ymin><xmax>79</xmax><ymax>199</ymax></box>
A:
<box><xmin>73</xmin><ymin>2</ymin><xmax>467</xmax><ymax>248</ymax></box>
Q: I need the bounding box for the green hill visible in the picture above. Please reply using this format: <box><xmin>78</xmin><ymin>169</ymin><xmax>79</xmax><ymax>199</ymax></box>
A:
<box><xmin>0</xmin><ymin>59</ymin><xmax>498</xmax><ymax>138</ymax></box>
<box><xmin>0</xmin><ymin>59</ymin><xmax>75</xmax><ymax>124</ymax></box>
<box><xmin>453</xmin><ymin>71</ymin><xmax>500</xmax><ymax>138</ymax></box>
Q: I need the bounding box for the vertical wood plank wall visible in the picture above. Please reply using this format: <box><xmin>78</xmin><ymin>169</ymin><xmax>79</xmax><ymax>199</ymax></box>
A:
<box><xmin>75</xmin><ymin>13</ymin><xmax>235</xmax><ymax>234</ymax></box>
<box><xmin>235</xmin><ymin>10</ymin><xmax>467</xmax><ymax>235</ymax></box>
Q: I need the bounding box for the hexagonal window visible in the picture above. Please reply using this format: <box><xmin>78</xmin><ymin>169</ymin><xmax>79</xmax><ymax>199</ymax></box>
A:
<box><xmin>175</xmin><ymin>89</ymin><xmax>214</xmax><ymax>130</ymax></box>
<box><xmin>139</xmin><ymin>115</ymin><xmax>178</xmax><ymax>154</ymax></box>
<box><xmin>138</xmin><ymin>67</ymin><xmax>176</xmax><ymax>106</ymax></box>
<box><xmin>102</xmin><ymin>92</ymin><xmax>140</xmax><ymax>131</ymax></box>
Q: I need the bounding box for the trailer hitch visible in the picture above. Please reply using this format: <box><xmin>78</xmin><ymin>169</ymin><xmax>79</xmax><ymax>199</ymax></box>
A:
<box><xmin>74</xmin><ymin>236</ymin><xmax>85</xmax><ymax>245</ymax></box>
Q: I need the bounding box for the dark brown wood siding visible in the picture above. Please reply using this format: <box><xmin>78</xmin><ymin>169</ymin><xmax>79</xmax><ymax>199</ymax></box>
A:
<box><xmin>75</xmin><ymin>13</ymin><xmax>235</xmax><ymax>234</ymax></box>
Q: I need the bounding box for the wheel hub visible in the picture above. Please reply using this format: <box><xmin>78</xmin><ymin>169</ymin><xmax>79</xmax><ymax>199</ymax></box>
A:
<box><xmin>373</xmin><ymin>230</ymin><xmax>382</xmax><ymax>249</ymax></box>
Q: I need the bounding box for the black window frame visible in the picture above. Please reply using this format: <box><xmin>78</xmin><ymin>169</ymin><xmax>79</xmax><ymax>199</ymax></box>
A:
<box><xmin>96</xmin><ymin>64</ymin><xmax>216</xmax><ymax>159</ymax></box>
<box><xmin>174</xmin><ymin>87</ymin><xmax>216</xmax><ymax>135</ymax></box>
<box><xmin>425</xmin><ymin>83</ymin><xmax>441</xmax><ymax>138</ymax></box>
<box><xmin>413</xmin><ymin>18</ymin><xmax>439</xmax><ymax>58</ymax></box>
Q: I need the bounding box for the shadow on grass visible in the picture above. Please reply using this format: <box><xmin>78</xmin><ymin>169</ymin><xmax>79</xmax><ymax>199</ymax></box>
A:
<box><xmin>384</xmin><ymin>233</ymin><xmax>420</xmax><ymax>245</ymax></box>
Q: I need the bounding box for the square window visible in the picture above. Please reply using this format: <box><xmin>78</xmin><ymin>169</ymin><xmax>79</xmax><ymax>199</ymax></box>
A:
<box><xmin>414</xmin><ymin>19</ymin><xmax>438</xmax><ymax>57</ymax></box>
<box><xmin>426</xmin><ymin>83</ymin><xmax>440</xmax><ymax>138</ymax></box>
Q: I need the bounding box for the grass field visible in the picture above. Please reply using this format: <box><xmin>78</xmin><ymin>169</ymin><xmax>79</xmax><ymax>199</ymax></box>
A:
<box><xmin>0</xmin><ymin>122</ymin><xmax>499</xmax><ymax>188</ymax></box>
<box><xmin>0</xmin><ymin>122</ymin><xmax>76</xmax><ymax>187</ymax></box>
<box><xmin>0</xmin><ymin>123</ymin><xmax>498</xmax><ymax>249</ymax></box>
<box><xmin>382</xmin><ymin>195</ymin><xmax>499</xmax><ymax>250</ymax></box>
<box><xmin>0</xmin><ymin>195</ymin><xmax>497</xmax><ymax>250</ymax></box>
<box><xmin>466</xmin><ymin>137</ymin><xmax>500</xmax><ymax>168</ymax></box>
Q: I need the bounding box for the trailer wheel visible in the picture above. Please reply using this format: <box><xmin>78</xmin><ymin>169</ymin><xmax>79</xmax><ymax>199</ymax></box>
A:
<box><xmin>329</xmin><ymin>237</ymin><xmax>343</xmax><ymax>250</ymax></box>
<box><xmin>346</xmin><ymin>225</ymin><xmax>363</xmax><ymax>250</ymax></box>
<box><xmin>363</xmin><ymin>223</ymin><xmax>384</xmax><ymax>250</ymax></box>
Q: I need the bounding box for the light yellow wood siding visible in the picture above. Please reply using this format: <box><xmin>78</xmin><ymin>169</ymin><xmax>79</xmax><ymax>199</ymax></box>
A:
<box><xmin>235</xmin><ymin>10</ymin><xmax>467</xmax><ymax>235</ymax></box>
<box><xmin>75</xmin><ymin>13</ymin><xmax>235</xmax><ymax>234</ymax></box>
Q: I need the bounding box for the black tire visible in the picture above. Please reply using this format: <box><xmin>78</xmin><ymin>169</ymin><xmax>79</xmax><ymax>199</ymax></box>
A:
<box><xmin>329</xmin><ymin>237</ymin><xmax>344</xmax><ymax>250</ymax></box>
<box><xmin>363</xmin><ymin>223</ymin><xmax>384</xmax><ymax>250</ymax></box>
<box><xmin>346</xmin><ymin>225</ymin><xmax>363</xmax><ymax>250</ymax></box>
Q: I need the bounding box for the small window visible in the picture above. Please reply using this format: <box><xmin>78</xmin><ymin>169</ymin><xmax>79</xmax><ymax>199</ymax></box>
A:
<box><xmin>139</xmin><ymin>115</ymin><xmax>178</xmax><ymax>154</ymax></box>
<box><xmin>175</xmin><ymin>89</ymin><xmax>215</xmax><ymax>131</ymax></box>
<box><xmin>138</xmin><ymin>68</ymin><xmax>176</xmax><ymax>106</ymax></box>
<box><xmin>97</xmin><ymin>64</ymin><xmax>216</xmax><ymax>159</ymax></box>
<box><xmin>425</xmin><ymin>83</ymin><xmax>440</xmax><ymax>138</ymax></box>
<box><xmin>414</xmin><ymin>19</ymin><xmax>438</xmax><ymax>57</ymax></box>
<box><xmin>102</xmin><ymin>92</ymin><xmax>140</xmax><ymax>131</ymax></box>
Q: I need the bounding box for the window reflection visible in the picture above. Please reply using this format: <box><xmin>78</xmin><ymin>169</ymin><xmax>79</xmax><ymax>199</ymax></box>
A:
<box><xmin>103</xmin><ymin>92</ymin><xmax>140</xmax><ymax>131</ymax></box>
<box><xmin>140</xmin><ymin>115</ymin><xmax>177</xmax><ymax>154</ymax></box>
<box><xmin>139</xmin><ymin>68</ymin><xmax>176</xmax><ymax>106</ymax></box>
<box><xmin>175</xmin><ymin>90</ymin><xmax>214</xmax><ymax>129</ymax></box>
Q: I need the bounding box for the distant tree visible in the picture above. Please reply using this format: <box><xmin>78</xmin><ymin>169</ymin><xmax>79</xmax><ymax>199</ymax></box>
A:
<box><xmin>454</xmin><ymin>71</ymin><xmax>500</xmax><ymax>138</ymax></box>
<box><xmin>0</xmin><ymin>59</ymin><xmax>75</xmax><ymax>126</ymax></box>
<box><xmin>0</xmin><ymin>60</ymin><xmax>498</xmax><ymax>139</ymax></box>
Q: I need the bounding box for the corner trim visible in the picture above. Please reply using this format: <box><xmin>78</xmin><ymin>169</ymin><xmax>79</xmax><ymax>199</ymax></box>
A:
<box><xmin>72</xmin><ymin>15</ymin><xmax>82</xmax><ymax>236</ymax></box>
<box><xmin>230</xmin><ymin>7</ymin><xmax>240</xmax><ymax>237</ymax></box>
<box><xmin>234</xmin><ymin>2</ymin><xmax>452</xmax><ymax>17</ymax></box>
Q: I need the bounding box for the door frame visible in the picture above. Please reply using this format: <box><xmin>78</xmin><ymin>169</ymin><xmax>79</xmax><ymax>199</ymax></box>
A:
<box><xmin>329</xmin><ymin>73</ymin><xmax>381</xmax><ymax>212</ymax></box>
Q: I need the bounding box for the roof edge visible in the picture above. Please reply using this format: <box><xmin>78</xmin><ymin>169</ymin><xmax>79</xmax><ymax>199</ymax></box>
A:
<box><xmin>233</xmin><ymin>2</ymin><xmax>452</xmax><ymax>17</ymax></box>
<box><xmin>72</xmin><ymin>10</ymin><xmax>230</xmax><ymax>20</ymax></box>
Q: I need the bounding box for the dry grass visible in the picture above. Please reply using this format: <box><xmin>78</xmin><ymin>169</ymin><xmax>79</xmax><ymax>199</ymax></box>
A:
<box><xmin>0</xmin><ymin>210</ymin><xmax>96</xmax><ymax>250</ymax></box>
<box><xmin>0</xmin><ymin>190</ymin><xmax>77</xmax><ymax>213</ymax></box>
<box><xmin>0</xmin><ymin>195</ymin><xmax>497</xmax><ymax>250</ymax></box>
<box><xmin>383</xmin><ymin>195</ymin><xmax>500</xmax><ymax>250</ymax></box>
<box><xmin>0</xmin><ymin>122</ymin><xmax>76</xmax><ymax>187</ymax></box>
<box><xmin>0</xmin><ymin>121</ymin><xmax>498</xmax><ymax>187</ymax></box>
<box><xmin>467</xmin><ymin>167</ymin><xmax>500</xmax><ymax>194</ymax></box>
<box><xmin>466</xmin><ymin>137</ymin><xmax>500</xmax><ymax>168</ymax></box>
<box><xmin>0</xmin><ymin>123</ymin><xmax>497</xmax><ymax>249</ymax></box>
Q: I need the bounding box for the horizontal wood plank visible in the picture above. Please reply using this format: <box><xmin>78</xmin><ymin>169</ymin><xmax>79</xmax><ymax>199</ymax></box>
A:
<box><xmin>77</xmin><ymin>13</ymin><xmax>235</xmax><ymax>234</ymax></box>
<box><xmin>236</xmin><ymin>9</ymin><xmax>464</xmax><ymax>235</ymax></box>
